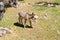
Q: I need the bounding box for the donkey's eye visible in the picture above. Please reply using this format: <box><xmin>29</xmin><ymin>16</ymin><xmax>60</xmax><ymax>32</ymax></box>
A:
<box><xmin>34</xmin><ymin>18</ymin><xmax>36</xmax><ymax>20</ymax></box>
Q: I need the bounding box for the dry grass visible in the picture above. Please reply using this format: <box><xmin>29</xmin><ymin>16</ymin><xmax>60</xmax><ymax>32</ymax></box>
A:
<box><xmin>24</xmin><ymin>0</ymin><xmax>56</xmax><ymax>3</ymax></box>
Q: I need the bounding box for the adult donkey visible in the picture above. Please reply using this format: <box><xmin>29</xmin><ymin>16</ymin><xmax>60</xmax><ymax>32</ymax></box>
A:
<box><xmin>18</xmin><ymin>11</ymin><xmax>38</xmax><ymax>28</ymax></box>
<box><xmin>0</xmin><ymin>2</ymin><xmax>5</xmax><ymax>20</ymax></box>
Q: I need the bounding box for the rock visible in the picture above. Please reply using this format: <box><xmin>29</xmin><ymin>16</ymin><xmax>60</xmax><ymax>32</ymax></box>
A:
<box><xmin>0</xmin><ymin>27</ymin><xmax>4</xmax><ymax>30</ymax></box>
<box><xmin>2</xmin><ymin>30</ymin><xmax>6</xmax><ymax>35</ymax></box>
<box><xmin>0</xmin><ymin>31</ymin><xmax>3</xmax><ymax>37</ymax></box>
<box><xmin>0</xmin><ymin>27</ymin><xmax>13</xmax><ymax>37</ymax></box>
<box><xmin>4</xmin><ymin>27</ymin><xmax>12</xmax><ymax>34</ymax></box>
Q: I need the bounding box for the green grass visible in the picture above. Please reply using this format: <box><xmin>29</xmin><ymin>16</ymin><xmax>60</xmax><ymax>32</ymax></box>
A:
<box><xmin>35</xmin><ymin>6</ymin><xmax>47</xmax><ymax>11</ymax></box>
<box><xmin>49</xmin><ymin>7</ymin><xmax>60</xmax><ymax>13</ymax></box>
<box><xmin>56</xmin><ymin>0</ymin><xmax>60</xmax><ymax>3</ymax></box>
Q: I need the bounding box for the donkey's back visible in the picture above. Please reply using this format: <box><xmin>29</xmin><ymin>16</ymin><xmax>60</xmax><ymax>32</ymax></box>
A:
<box><xmin>19</xmin><ymin>11</ymin><xmax>30</xmax><ymax>19</ymax></box>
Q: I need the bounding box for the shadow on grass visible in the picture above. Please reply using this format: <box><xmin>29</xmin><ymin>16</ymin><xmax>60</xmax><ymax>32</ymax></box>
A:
<box><xmin>14</xmin><ymin>22</ymin><xmax>33</xmax><ymax>28</ymax></box>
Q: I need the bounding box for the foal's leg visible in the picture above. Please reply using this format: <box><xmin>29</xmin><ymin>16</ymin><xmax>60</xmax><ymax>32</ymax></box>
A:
<box><xmin>18</xmin><ymin>16</ymin><xmax>23</xmax><ymax>24</ymax></box>
<box><xmin>20</xmin><ymin>17</ymin><xmax>23</xmax><ymax>24</ymax></box>
<box><xmin>29</xmin><ymin>19</ymin><xmax>32</xmax><ymax>27</ymax></box>
<box><xmin>18</xmin><ymin>13</ymin><xmax>22</xmax><ymax>24</ymax></box>
<box><xmin>18</xmin><ymin>16</ymin><xmax>21</xmax><ymax>24</ymax></box>
<box><xmin>24</xmin><ymin>19</ymin><xmax>27</xmax><ymax>28</ymax></box>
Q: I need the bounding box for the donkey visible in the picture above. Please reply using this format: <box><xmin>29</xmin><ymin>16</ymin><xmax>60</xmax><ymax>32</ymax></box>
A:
<box><xmin>0</xmin><ymin>2</ymin><xmax>5</xmax><ymax>20</ymax></box>
<box><xmin>18</xmin><ymin>11</ymin><xmax>38</xmax><ymax>28</ymax></box>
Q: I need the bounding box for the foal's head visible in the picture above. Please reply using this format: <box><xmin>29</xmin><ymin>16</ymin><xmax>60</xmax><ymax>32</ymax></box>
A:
<box><xmin>31</xmin><ymin>13</ymin><xmax>38</xmax><ymax>22</ymax></box>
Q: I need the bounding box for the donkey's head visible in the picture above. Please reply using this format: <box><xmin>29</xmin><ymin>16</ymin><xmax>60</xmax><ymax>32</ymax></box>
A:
<box><xmin>31</xmin><ymin>13</ymin><xmax>38</xmax><ymax>22</ymax></box>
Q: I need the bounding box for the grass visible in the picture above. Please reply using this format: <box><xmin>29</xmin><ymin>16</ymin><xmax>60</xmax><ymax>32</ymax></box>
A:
<box><xmin>0</xmin><ymin>0</ymin><xmax>60</xmax><ymax>40</ymax></box>
<box><xmin>35</xmin><ymin>6</ymin><xmax>47</xmax><ymax>11</ymax></box>
<box><xmin>56</xmin><ymin>0</ymin><xmax>60</xmax><ymax>3</ymax></box>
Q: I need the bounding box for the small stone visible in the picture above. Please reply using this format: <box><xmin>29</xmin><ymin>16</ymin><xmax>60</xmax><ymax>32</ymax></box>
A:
<box><xmin>44</xmin><ymin>16</ymin><xmax>48</xmax><ymax>20</ymax></box>
<box><xmin>57</xmin><ymin>30</ymin><xmax>60</xmax><ymax>34</ymax></box>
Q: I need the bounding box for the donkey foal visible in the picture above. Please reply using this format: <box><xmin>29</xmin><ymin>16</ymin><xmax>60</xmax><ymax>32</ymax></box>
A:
<box><xmin>18</xmin><ymin>11</ymin><xmax>38</xmax><ymax>28</ymax></box>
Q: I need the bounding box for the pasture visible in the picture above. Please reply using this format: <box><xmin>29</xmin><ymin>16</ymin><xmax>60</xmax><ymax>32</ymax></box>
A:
<box><xmin>0</xmin><ymin>0</ymin><xmax>60</xmax><ymax>40</ymax></box>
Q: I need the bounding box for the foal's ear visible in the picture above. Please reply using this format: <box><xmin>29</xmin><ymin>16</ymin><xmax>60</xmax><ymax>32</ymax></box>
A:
<box><xmin>18</xmin><ymin>12</ymin><xmax>20</xmax><ymax>16</ymax></box>
<box><xmin>26</xmin><ymin>12</ymin><xmax>29</xmax><ymax>14</ymax></box>
<box><xmin>32</xmin><ymin>12</ymin><xmax>35</xmax><ymax>15</ymax></box>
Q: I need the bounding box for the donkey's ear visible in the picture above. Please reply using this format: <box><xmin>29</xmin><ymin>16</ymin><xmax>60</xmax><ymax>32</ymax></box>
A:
<box><xmin>32</xmin><ymin>12</ymin><xmax>35</xmax><ymax>15</ymax></box>
<box><xmin>18</xmin><ymin>12</ymin><xmax>20</xmax><ymax>15</ymax></box>
<box><xmin>26</xmin><ymin>12</ymin><xmax>29</xmax><ymax>14</ymax></box>
<box><xmin>32</xmin><ymin>12</ymin><xmax>34</xmax><ymax>14</ymax></box>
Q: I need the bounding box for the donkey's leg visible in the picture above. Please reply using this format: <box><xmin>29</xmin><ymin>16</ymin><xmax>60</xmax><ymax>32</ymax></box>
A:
<box><xmin>20</xmin><ymin>18</ymin><xmax>23</xmax><ymax>24</ymax></box>
<box><xmin>24</xmin><ymin>19</ymin><xmax>27</xmax><ymax>28</ymax></box>
<box><xmin>29</xmin><ymin>19</ymin><xmax>32</xmax><ymax>27</ymax></box>
<box><xmin>18</xmin><ymin>16</ymin><xmax>21</xmax><ymax>24</ymax></box>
